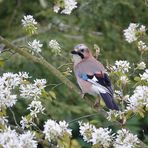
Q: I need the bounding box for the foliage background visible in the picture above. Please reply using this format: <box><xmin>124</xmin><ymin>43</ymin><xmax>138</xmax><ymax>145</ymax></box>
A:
<box><xmin>0</xmin><ymin>0</ymin><xmax>148</xmax><ymax>147</ymax></box>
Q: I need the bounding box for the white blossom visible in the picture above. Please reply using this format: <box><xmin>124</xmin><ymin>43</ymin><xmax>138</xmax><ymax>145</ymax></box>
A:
<box><xmin>120</xmin><ymin>76</ymin><xmax>129</xmax><ymax>85</ymax></box>
<box><xmin>53</xmin><ymin>0</ymin><xmax>77</xmax><ymax>15</ymax></box>
<box><xmin>21</xmin><ymin>15</ymin><xmax>38</xmax><ymax>35</ymax></box>
<box><xmin>112</xmin><ymin>60</ymin><xmax>131</xmax><ymax>73</ymax></box>
<box><xmin>137</xmin><ymin>61</ymin><xmax>146</xmax><ymax>70</ymax></box>
<box><xmin>20</xmin><ymin>83</ymin><xmax>42</xmax><ymax>99</ymax></box>
<box><xmin>138</xmin><ymin>41</ymin><xmax>148</xmax><ymax>52</ymax></box>
<box><xmin>20</xmin><ymin>116</ymin><xmax>30</xmax><ymax>129</ymax></box>
<box><xmin>123</xmin><ymin>23</ymin><xmax>146</xmax><ymax>43</ymax></box>
<box><xmin>126</xmin><ymin>86</ymin><xmax>148</xmax><ymax>111</ymax></box>
<box><xmin>27</xmin><ymin>100</ymin><xmax>45</xmax><ymax>117</ymax></box>
<box><xmin>22</xmin><ymin>15</ymin><xmax>37</xmax><ymax>27</ymax></box>
<box><xmin>0</xmin><ymin>127</ymin><xmax>20</xmax><ymax>148</ymax></box>
<box><xmin>0</xmin><ymin>72</ymin><xmax>30</xmax><ymax>109</ymax></box>
<box><xmin>49</xmin><ymin>40</ymin><xmax>61</xmax><ymax>55</ymax></box>
<box><xmin>0</xmin><ymin>88</ymin><xmax>17</xmax><ymax>109</ymax></box>
<box><xmin>34</xmin><ymin>79</ymin><xmax>46</xmax><ymax>89</ymax></box>
<box><xmin>123</xmin><ymin>23</ymin><xmax>138</xmax><ymax>43</ymax></box>
<box><xmin>0</xmin><ymin>76</ymin><xmax>17</xmax><ymax>109</ymax></box>
<box><xmin>53</xmin><ymin>5</ymin><xmax>60</xmax><ymax>13</ymax></box>
<box><xmin>43</xmin><ymin>119</ymin><xmax>71</xmax><ymax>142</ymax></box>
<box><xmin>28</xmin><ymin>39</ymin><xmax>43</xmax><ymax>54</ymax></box>
<box><xmin>107</xmin><ymin>110</ymin><xmax>125</xmax><ymax>121</ymax></box>
<box><xmin>2</xmin><ymin>72</ymin><xmax>21</xmax><ymax>88</ymax></box>
<box><xmin>61</xmin><ymin>0</ymin><xmax>77</xmax><ymax>15</ymax></box>
<box><xmin>0</xmin><ymin>127</ymin><xmax>37</xmax><ymax>148</ymax></box>
<box><xmin>59</xmin><ymin>121</ymin><xmax>72</xmax><ymax>136</ymax></box>
<box><xmin>0</xmin><ymin>116</ymin><xmax>8</xmax><ymax>128</ymax></box>
<box><xmin>114</xmin><ymin>129</ymin><xmax>139</xmax><ymax>148</ymax></box>
<box><xmin>20</xmin><ymin>78</ymin><xmax>46</xmax><ymax>100</ymax></box>
<box><xmin>19</xmin><ymin>131</ymin><xmax>37</xmax><ymax>148</ymax></box>
<box><xmin>140</xmin><ymin>69</ymin><xmax>148</xmax><ymax>82</ymax></box>
<box><xmin>43</xmin><ymin>119</ymin><xmax>61</xmax><ymax>142</ymax></box>
<box><xmin>139</xmin><ymin>25</ymin><xmax>146</xmax><ymax>33</ymax></box>
<box><xmin>79</xmin><ymin>122</ymin><xmax>96</xmax><ymax>143</ymax></box>
<box><xmin>91</xmin><ymin>127</ymin><xmax>113</xmax><ymax>147</ymax></box>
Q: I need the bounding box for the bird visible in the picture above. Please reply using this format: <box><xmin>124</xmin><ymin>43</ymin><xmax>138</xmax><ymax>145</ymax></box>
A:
<box><xmin>71</xmin><ymin>44</ymin><xmax>119</xmax><ymax>110</ymax></box>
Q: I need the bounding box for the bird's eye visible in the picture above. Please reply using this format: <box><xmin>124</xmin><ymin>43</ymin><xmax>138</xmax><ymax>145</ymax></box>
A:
<box><xmin>80</xmin><ymin>49</ymin><xmax>84</xmax><ymax>52</ymax></box>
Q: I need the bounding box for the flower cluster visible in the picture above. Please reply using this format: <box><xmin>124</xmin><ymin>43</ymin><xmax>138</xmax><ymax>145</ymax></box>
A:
<box><xmin>0</xmin><ymin>116</ymin><xmax>8</xmax><ymax>128</ymax></box>
<box><xmin>91</xmin><ymin>128</ymin><xmax>113</xmax><ymax>147</ymax></box>
<box><xmin>49</xmin><ymin>40</ymin><xmax>61</xmax><ymax>55</ymax></box>
<box><xmin>120</xmin><ymin>75</ymin><xmax>129</xmax><ymax>85</ymax></box>
<box><xmin>138</xmin><ymin>41</ymin><xmax>148</xmax><ymax>52</ymax></box>
<box><xmin>126</xmin><ymin>85</ymin><xmax>148</xmax><ymax>112</ymax></box>
<box><xmin>79</xmin><ymin>122</ymin><xmax>95</xmax><ymax>142</ymax></box>
<box><xmin>0</xmin><ymin>72</ymin><xmax>29</xmax><ymax>109</ymax></box>
<box><xmin>140</xmin><ymin>69</ymin><xmax>148</xmax><ymax>82</ymax></box>
<box><xmin>20</xmin><ymin>79</ymin><xmax>46</xmax><ymax>100</ymax></box>
<box><xmin>79</xmin><ymin>122</ymin><xmax>114</xmax><ymax>147</ymax></box>
<box><xmin>27</xmin><ymin>100</ymin><xmax>45</xmax><ymax>117</ymax></box>
<box><xmin>114</xmin><ymin>129</ymin><xmax>139</xmax><ymax>148</ymax></box>
<box><xmin>137</xmin><ymin>61</ymin><xmax>146</xmax><ymax>70</ymax></box>
<box><xmin>54</xmin><ymin>0</ymin><xmax>77</xmax><ymax>15</ymax></box>
<box><xmin>0</xmin><ymin>127</ymin><xmax>37</xmax><ymax>148</ymax></box>
<box><xmin>21</xmin><ymin>15</ymin><xmax>37</xmax><ymax>35</ymax></box>
<box><xmin>20</xmin><ymin>116</ymin><xmax>33</xmax><ymax>129</ymax></box>
<box><xmin>79</xmin><ymin>122</ymin><xmax>139</xmax><ymax>147</ymax></box>
<box><xmin>43</xmin><ymin>119</ymin><xmax>72</xmax><ymax>143</ymax></box>
<box><xmin>112</xmin><ymin>60</ymin><xmax>131</xmax><ymax>73</ymax></box>
<box><xmin>28</xmin><ymin>39</ymin><xmax>43</xmax><ymax>54</ymax></box>
<box><xmin>107</xmin><ymin>110</ymin><xmax>125</xmax><ymax>121</ymax></box>
<box><xmin>0</xmin><ymin>72</ymin><xmax>47</xmax><ymax>130</ymax></box>
<box><xmin>123</xmin><ymin>23</ymin><xmax>146</xmax><ymax>43</ymax></box>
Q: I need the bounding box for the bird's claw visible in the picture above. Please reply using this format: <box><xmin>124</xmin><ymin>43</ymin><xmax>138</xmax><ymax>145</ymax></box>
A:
<box><xmin>81</xmin><ymin>93</ymin><xmax>85</xmax><ymax>99</ymax></box>
<box><xmin>93</xmin><ymin>99</ymin><xmax>100</xmax><ymax>108</ymax></box>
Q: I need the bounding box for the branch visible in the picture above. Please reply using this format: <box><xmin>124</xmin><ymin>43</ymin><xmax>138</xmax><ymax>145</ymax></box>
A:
<box><xmin>0</xmin><ymin>36</ymin><xmax>147</xmax><ymax>147</ymax></box>
<box><xmin>0</xmin><ymin>36</ymin><xmax>80</xmax><ymax>96</ymax></box>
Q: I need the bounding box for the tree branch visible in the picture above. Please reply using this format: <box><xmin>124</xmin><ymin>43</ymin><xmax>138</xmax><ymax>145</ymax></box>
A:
<box><xmin>0</xmin><ymin>36</ymin><xmax>80</xmax><ymax>95</ymax></box>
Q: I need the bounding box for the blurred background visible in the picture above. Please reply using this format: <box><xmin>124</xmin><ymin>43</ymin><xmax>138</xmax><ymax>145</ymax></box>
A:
<box><xmin>0</xmin><ymin>0</ymin><xmax>148</xmax><ymax>147</ymax></box>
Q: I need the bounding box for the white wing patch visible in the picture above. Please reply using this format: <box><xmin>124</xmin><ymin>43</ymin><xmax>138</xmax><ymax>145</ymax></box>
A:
<box><xmin>87</xmin><ymin>76</ymin><xmax>111</xmax><ymax>95</ymax></box>
<box><xmin>92</xmin><ymin>76</ymin><xmax>98</xmax><ymax>82</ymax></box>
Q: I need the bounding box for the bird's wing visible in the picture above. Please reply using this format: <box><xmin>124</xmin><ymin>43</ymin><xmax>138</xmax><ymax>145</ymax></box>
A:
<box><xmin>79</xmin><ymin>72</ymin><xmax>119</xmax><ymax>110</ymax></box>
<box><xmin>79</xmin><ymin>72</ymin><xmax>113</xmax><ymax>96</ymax></box>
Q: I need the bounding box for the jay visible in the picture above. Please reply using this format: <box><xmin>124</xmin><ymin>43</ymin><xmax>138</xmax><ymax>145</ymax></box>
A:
<box><xmin>71</xmin><ymin>44</ymin><xmax>119</xmax><ymax>110</ymax></box>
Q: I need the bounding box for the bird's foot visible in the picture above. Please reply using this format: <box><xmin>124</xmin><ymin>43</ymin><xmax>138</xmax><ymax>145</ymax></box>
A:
<box><xmin>81</xmin><ymin>93</ymin><xmax>85</xmax><ymax>99</ymax></box>
<box><xmin>93</xmin><ymin>99</ymin><xmax>100</xmax><ymax>108</ymax></box>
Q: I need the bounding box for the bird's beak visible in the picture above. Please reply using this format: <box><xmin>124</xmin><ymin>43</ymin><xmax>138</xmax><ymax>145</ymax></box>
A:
<box><xmin>71</xmin><ymin>50</ymin><xmax>78</xmax><ymax>54</ymax></box>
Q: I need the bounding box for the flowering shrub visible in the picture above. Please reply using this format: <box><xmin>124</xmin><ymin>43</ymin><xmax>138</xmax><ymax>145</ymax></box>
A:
<box><xmin>0</xmin><ymin>0</ymin><xmax>147</xmax><ymax>147</ymax></box>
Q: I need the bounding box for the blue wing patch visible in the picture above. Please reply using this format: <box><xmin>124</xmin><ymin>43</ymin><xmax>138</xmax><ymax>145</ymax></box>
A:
<box><xmin>79</xmin><ymin>73</ymin><xmax>88</xmax><ymax>81</ymax></box>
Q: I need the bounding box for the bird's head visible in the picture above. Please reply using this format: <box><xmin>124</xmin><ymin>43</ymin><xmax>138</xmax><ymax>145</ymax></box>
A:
<box><xmin>71</xmin><ymin>44</ymin><xmax>92</xmax><ymax>64</ymax></box>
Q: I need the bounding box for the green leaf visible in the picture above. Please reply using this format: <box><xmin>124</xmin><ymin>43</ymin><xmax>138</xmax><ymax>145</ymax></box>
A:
<box><xmin>0</xmin><ymin>60</ymin><xmax>4</xmax><ymax>67</ymax></box>
<box><xmin>48</xmin><ymin>91</ymin><xmax>56</xmax><ymax>99</ymax></box>
<box><xmin>58</xmin><ymin>133</ymin><xmax>71</xmax><ymax>148</ymax></box>
<box><xmin>134</xmin><ymin>77</ymin><xmax>141</xmax><ymax>82</ymax></box>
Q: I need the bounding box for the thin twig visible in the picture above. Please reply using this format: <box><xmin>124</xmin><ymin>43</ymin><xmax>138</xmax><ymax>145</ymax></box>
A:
<box><xmin>68</xmin><ymin>113</ymin><xmax>100</xmax><ymax>124</ymax></box>
<box><xmin>9</xmin><ymin>107</ymin><xmax>20</xmax><ymax>128</ymax></box>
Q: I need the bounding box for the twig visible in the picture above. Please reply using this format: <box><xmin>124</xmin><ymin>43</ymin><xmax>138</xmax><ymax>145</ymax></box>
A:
<box><xmin>9</xmin><ymin>107</ymin><xmax>20</xmax><ymax>128</ymax></box>
<box><xmin>68</xmin><ymin>113</ymin><xmax>100</xmax><ymax>124</ymax></box>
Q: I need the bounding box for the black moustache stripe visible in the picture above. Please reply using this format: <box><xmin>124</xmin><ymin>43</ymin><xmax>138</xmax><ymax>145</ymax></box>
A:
<box><xmin>77</xmin><ymin>52</ymin><xmax>84</xmax><ymax>59</ymax></box>
<box><xmin>71</xmin><ymin>50</ymin><xmax>84</xmax><ymax>59</ymax></box>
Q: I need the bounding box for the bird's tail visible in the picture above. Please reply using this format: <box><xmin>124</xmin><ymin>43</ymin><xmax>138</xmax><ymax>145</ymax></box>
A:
<box><xmin>100</xmin><ymin>93</ymin><xmax>119</xmax><ymax>110</ymax></box>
